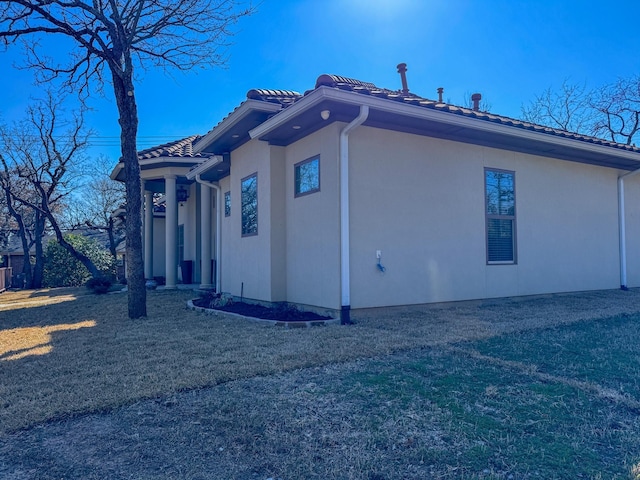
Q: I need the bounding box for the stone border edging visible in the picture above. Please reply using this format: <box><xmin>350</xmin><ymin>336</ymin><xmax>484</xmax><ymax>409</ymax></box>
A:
<box><xmin>187</xmin><ymin>299</ymin><xmax>340</xmax><ymax>328</ymax></box>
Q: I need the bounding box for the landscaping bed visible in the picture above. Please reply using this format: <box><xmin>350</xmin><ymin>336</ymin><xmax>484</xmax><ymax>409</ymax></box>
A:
<box><xmin>192</xmin><ymin>292</ymin><xmax>332</xmax><ymax>321</ymax></box>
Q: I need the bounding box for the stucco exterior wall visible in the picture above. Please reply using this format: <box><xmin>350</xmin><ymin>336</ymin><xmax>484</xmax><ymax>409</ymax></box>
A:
<box><xmin>219</xmin><ymin>140</ymin><xmax>276</xmax><ymax>301</ymax></box>
<box><xmin>283</xmin><ymin>123</ymin><xmax>342</xmax><ymax>310</ymax></box>
<box><xmin>177</xmin><ymin>183</ymin><xmax>198</xmax><ymax>283</ymax></box>
<box><xmin>347</xmin><ymin>126</ymin><xmax>626</xmax><ymax>308</ymax></box>
<box><xmin>269</xmin><ymin>146</ymin><xmax>287</xmax><ymax>302</ymax></box>
<box><xmin>215</xmin><ymin>122</ymin><xmax>640</xmax><ymax>311</ymax></box>
<box><xmin>219</xmin><ymin>175</ymin><xmax>231</xmax><ymax>290</ymax></box>
<box><xmin>150</xmin><ymin>216</ymin><xmax>166</xmax><ymax>278</ymax></box>
<box><xmin>623</xmin><ymin>175</ymin><xmax>640</xmax><ymax>288</ymax></box>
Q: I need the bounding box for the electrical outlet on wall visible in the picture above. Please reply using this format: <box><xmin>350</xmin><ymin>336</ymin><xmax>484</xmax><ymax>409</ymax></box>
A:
<box><xmin>376</xmin><ymin>250</ymin><xmax>381</xmax><ymax>259</ymax></box>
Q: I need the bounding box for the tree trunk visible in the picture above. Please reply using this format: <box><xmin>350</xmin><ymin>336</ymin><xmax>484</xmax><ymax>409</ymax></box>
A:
<box><xmin>106</xmin><ymin>217</ymin><xmax>119</xmax><ymax>260</ymax></box>
<box><xmin>4</xmin><ymin>188</ymin><xmax>32</xmax><ymax>288</ymax></box>
<box><xmin>32</xmin><ymin>211</ymin><xmax>44</xmax><ymax>288</ymax></box>
<box><xmin>21</xmin><ymin>251</ymin><xmax>32</xmax><ymax>289</ymax></box>
<box><xmin>112</xmin><ymin>69</ymin><xmax>146</xmax><ymax>318</ymax></box>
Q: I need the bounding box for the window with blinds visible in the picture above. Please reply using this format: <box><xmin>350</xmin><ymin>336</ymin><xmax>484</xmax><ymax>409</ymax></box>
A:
<box><xmin>485</xmin><ymin>169</ymin><xmax>516</xmax><ymax>264</ymax></box>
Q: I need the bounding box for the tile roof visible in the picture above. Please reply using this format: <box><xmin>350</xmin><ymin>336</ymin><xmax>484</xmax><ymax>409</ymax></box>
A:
<box><xmin>137</xmin><ymin>135</ymin><xmax>215</xmax><ymax>160</ymax></box>
<box><xmin>245</xmin><ymin>89</ymin><xmax>301</xmax><ymax>105</ymax></box>
<box><xmin>144</xmin><ymin>73</ymin><xmax>640</xmax><ymax>160</ymax></box>
<box><xmin>311</xmin><ymin>74</ymin><xmax>640</xmax><ymax>154</ymax></box>
<box><xmin>198</xmin><ymin>89</ymin><xmax>303</xmax><ymax>140</ymax></box>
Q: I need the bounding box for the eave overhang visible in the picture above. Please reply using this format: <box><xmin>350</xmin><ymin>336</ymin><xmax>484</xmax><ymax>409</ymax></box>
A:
<box><xmin>250</xmin><ymin>87</ymin><xmax>640</xmax><ymax>171</ymax></box>
<box><xmin>195</xmin><ymin>99</ymin><xmax>283</xmax><ymax>156</ymax></box>
<box><xmin>186</xmin><ymin>155</ymin><xmax>225</xmax><ymax>183</ymax></box>
<box><xmin>110</xmin><ymin>156</ymin><xmax>204</xmax><ymax>183</ymax></box>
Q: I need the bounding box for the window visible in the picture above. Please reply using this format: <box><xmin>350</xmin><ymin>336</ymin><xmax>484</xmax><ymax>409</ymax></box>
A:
<box><xmin>295</xmin><ymin>156</ymin><xmax>320</xmax><ymax>197</ymax></box>
<box><xmin>485</xmin><ymin>169</ymin><xmax>516</xmax><ymax>263</ymax></box>
<box><xmin>241</xmin><ymin>173</ymin><xmax>258</xmax><ymax>236</ymax></box>
<box><xmin>224</xmin><ymin>191</ymin><xmax>231</xmax><ymax>217</ymax></box>
<box><xmin>178</xmin><ymin>224</ymin><xmax>185</xmax><ymax>264</ymax></box>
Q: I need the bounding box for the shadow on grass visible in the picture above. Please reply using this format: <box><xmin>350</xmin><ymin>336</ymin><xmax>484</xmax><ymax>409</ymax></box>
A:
<box><xmin>0</xmin><ymin>320</ymin><xmax>97</xmax><ymax>361</ymax></box>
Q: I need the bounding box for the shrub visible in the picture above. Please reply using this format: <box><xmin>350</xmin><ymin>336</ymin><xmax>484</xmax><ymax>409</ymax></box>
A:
<box><xmin>85</xmin><ymin>276</ymin><xmax>112</xmax><ymax>294</ymax></box>
<box><xmin>43</xmin><ymin>234</ymin><xmax>117</xmax><ymax>287</ymax></box>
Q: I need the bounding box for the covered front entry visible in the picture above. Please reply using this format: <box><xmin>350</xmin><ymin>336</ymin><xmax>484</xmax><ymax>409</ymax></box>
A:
<box><xmin>110</xmin><ymin>136</ymin><xmax>220</xmax><ymax>290</ymax></box>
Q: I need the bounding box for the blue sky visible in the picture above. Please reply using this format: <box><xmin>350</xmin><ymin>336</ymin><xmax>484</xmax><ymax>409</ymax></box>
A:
<box><xmin>1</xmin><ymin>0</ymin><xmax>640</xmax><ymax>162</ymax></box>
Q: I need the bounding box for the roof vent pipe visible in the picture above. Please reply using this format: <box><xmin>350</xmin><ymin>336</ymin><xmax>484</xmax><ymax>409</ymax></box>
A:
<box><xmin>472</xmin><ymin>93</ymin><xmax>482</xmax><ymax>111</ymax></box>
<box><xmin>437</xmin><ymin>87</ymin><xmax>444</xmax><ymax>103</ymax></box>
<box><xmin>397</xmin><ymin>63</ymin><xmax>409</xmax><ymax>95</ymax></box>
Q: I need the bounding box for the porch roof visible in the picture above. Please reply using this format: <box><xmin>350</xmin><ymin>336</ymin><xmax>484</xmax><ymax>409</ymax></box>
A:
<box><xmin>110</xmin><ymin>135</ymin><xmax>218</xmax><ymax>184</ymax></box>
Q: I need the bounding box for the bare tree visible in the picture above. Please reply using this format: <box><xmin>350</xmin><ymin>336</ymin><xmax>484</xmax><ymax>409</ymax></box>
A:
<box><xmin>0</xmin><ymin>0</ymin><xmax>253</xmax><ymax>318</ymax></box>
<box><xmin>521</xmin><ymin>76</ymin><xmax>640</xmax><ymax>147</ymax></box>
<box><xmin>68</xmin><ymin>154</ymin><xmax>126</xmax><ymax>262</ymax></box>
<box><xmin>0</xmin><ymin>93</ymin><xmax>104</xmax><ymax>284</ymax></box>
<box><xmin>0</xmin><ymin>167</ymin><xmax>39</xmax><ymax>287</ymax></box>
<box><xmin>592</xmin><ymin>75</ymin><xmax>640</xmax><ymax>145</ymax></box>
<box><xmin>521</xmin><ymin>79</ymin><xmax>594</xmax><ymax>133</ymax></box>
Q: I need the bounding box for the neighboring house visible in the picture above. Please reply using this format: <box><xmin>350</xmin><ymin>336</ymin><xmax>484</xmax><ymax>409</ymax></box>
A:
<box><xmin>0</xmin><ymin>232</ymin><xmax>56</xmax><ymax>287</ymax></box>
<box><xmin>111</xmin><ymin>71</ymin><xmax>640</xmax><ymax>322</ymax></box>
<box><xmin>0</xmin><ymin>229</ymin><xmax>123</xmax><ymax>287</ymax></box>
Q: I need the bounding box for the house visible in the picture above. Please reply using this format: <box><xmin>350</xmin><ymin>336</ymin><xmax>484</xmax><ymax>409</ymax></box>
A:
<box><xmin>0</xmin><ymin>228</ymin><xmax>124</xmax><ymax>287</ymax></box>
<box><xmin>111</xmin><ymin>68</ymin><xmax>640</xmax><ymax>323</ymax></box>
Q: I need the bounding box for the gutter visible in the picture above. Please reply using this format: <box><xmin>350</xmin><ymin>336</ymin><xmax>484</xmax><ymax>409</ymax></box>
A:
<box><xmin>618</xmin><ymin>167</ymin><xmax>640</xmax><ymax>289</ymax></box>
<box><xmin>249</xmin><ymin>87</ymin><xmax>640</xmax><ymax>165</ymax></box>
<box><xmin>339</xmin><ymin>105</ymin><xmax>369</xmax><ymax>325</ymax></box>
<box><xmin>195</xmin><ymin>175</ymin><xmax>222</xmax><ymax>292</ymax></box>
<box><xmin>185</xmin><ymin>160</ymin><xmax>223</xmax><ymax>292</ymax></box>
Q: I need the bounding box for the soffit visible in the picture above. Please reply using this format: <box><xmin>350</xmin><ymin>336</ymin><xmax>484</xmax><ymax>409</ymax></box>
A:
<box><xmin>253</xmin><ymin>88</ymin><xmax>640</xmax><ymax>171</ymax></box>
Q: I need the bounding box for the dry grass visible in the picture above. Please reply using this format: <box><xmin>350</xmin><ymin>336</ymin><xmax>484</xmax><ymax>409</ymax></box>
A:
<box><xmin>0</xmin><ymin>287</ymin><xmax>638</xmax><ymax>435</ymax></box>
<box><xmin>2</xmin><ymin>287</ymin><xmax>640</xmax><ymax>478</ymax></box>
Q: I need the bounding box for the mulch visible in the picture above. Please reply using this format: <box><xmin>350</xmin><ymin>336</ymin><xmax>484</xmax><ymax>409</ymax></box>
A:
<box><xmin>192</xmin><ymin>298</ymin><xmax>331</xmax><ymax>321</ymax></box>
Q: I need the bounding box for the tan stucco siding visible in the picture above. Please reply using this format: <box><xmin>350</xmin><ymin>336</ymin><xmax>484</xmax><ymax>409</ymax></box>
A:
<box><xmin>219</xmin><ymin>175</ymin><xmax>231</xmax><ymax>291</ymax></box>
<box><xmin>152</xmin><ymin>217</ymin><xmax>166</xmax><ymax>277</ymax></box>
<box><xmin>219</xmin><ymin>140</ymin><xmax>275</xmax><ymax>301</ymax></box>
<box><xmin>177</xmin><ymin>183</ymin><xmax>198</xmax><ymax>282</ymax></box>
<box><xmin>269</xmin><ymin>146</ymin><xmax>287</xmax><ymax>302</ymax></box>
<box><xmin>623</xmin><ymin>176</ymin><xmax>640</xmax><ymax>288</ymax></box>
<box><xmin>348</xmin><ymin>126</ymin><xmax>623</xmax><ymax>308</ymax></box>
<box><xmin>513</xmin><ymin>155</ymin><xmax>619</xmax><ymax>295</ymax></box>
<box><xmin>284</xmin><ymin>123</ymin><xmax>342</xmax><ymax>310</ymax></box>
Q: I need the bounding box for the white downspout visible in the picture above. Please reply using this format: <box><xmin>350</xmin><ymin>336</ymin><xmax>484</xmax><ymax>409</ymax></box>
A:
<box><xmin>339</xmin><ymin>105</ymin><xmax>369</xmax><ymax>324</ymax></box>
<box><xmin>618</xmin><ymin>167</ymin><xmax>640</xmax><ymax>289</ymax></box>
<box><xmin>195</xmin><ymin>175</ymin><xmax>222</xmax><ymax>293</ymax></box>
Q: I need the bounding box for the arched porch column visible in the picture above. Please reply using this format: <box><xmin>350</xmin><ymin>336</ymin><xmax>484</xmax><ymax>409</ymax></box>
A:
<box><xmin>165</xmin><ymin>175</ymin><xmax>178</xmax><ymax>289</ymax></box>
<box><xmin>200</xmin><ymin>184</ymin><xmax>213</xmax><ymax>289</ymax></box>
<box><xmin>144</xmin><ymin>190</ymin><xmax>154</xmax><ymax>280</ymax></box>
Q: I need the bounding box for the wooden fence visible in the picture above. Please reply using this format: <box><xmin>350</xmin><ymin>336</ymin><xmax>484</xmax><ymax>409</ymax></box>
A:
<box><xmin>0</xmin><ymin>267</ymin><xmax>12</xmax><ymax>293</ymax></box>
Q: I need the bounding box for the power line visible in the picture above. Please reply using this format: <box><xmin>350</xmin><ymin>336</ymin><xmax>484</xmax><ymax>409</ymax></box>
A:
<box><xmin>0</xmin><ymin>134</ymin><xmax>199</xmax><ymax>148</ymax></box>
